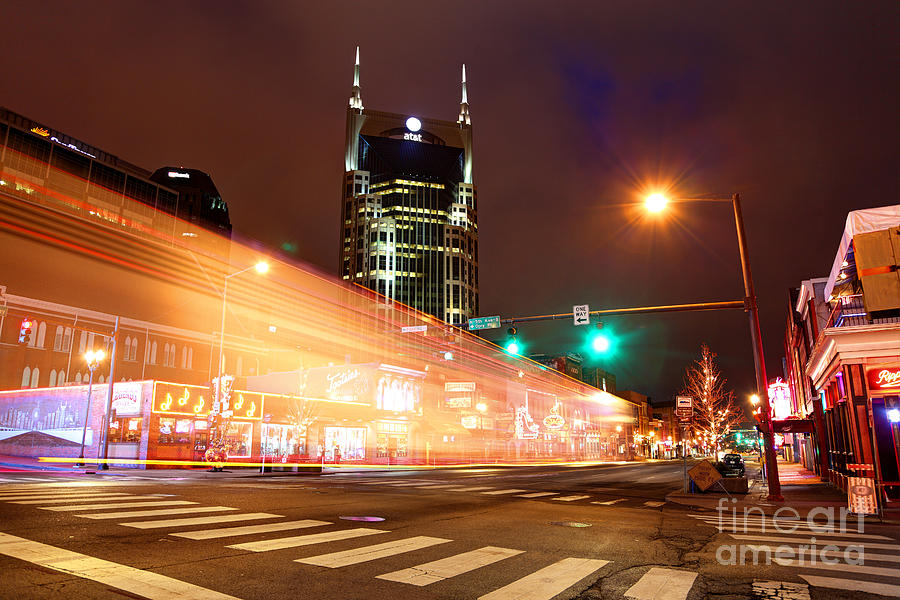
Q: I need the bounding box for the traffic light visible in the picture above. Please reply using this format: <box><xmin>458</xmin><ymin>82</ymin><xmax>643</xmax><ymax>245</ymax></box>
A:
<box><xmin>736</xmin><ymin>432</ymin><xmax>743</xmax><ymax>442</ymax></box>
<box><xmin>504</xmin><ymin>327</ymin><xmax>521</xmax><ymax>355</ymax></box>
<box><xmin>587</xmin><ymin>323</ymin><xmax>612</xmax><ymax>356</ymax></box>
<box><xmin>18</xmin><ymin>318</ymin><xmax>33</xmax><ymax>344</ymax></box>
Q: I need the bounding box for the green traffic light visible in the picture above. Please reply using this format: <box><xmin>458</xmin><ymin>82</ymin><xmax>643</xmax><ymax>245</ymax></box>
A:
<box><xmin>591</xmin><ymin>334</ymin><xmax>610</xmax><ymax>353</ymax></box>
<box><xmin>506</xmin><ymin>340</ymin><xmax>521</xmax><ymax>355</ymax></box>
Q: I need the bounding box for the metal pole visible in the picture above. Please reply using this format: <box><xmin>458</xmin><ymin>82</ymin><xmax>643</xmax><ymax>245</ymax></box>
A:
<box><xmin>683</xmin><ymin>427</ymin><xmax>688</xmax><ymax>493</ymax></box>
<box><xmin>76</xmin><ymin>365</ymin><xmax>95</xmax><ymax>468</ymax></box>
<box><xmin>217</xmin><ymin>277</ymin><xmax>228</xmax><ymax>412</ymax></box>
<box><xmin>99</xmin><ymin>317</ymin><xmax>119</xmax><ymax>470</ymax></box>
<box><xmin>732</xmin><ymin>193</ymin><xmax>783</xmax><ymax>501</ymax></box>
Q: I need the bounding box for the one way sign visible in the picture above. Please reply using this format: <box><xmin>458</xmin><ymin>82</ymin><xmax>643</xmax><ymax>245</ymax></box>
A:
<box><xmin>573</xmin><ymin>304</ymin><xmax>590</xmax><ymax>326</ymax></box>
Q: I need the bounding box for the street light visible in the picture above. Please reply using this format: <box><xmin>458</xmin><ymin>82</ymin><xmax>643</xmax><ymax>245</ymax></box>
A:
<box><xmin>216</xmin><ymin>260</ymin><xmax>269</xmax><ymax>410</ymax></box>
<box><xmin>644</xmin><ymin>192</ymin><xmax>782</xmax><ymax>501</ymax></box>
<box><xmin>76</xmin><ymin>349</ymin><xmax>106</xmax><ymax>468</ymax></box>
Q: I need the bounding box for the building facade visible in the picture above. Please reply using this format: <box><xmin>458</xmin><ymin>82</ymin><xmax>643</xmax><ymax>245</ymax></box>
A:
<box><xmin>783</xmin><ymin>206</ymin><xmax>900</xmax><ymax>506</ymax></box>
<box><xmin>340</xmin><ymin>49</ymin><xmax>479</xmax><ymax>325</ymax></box>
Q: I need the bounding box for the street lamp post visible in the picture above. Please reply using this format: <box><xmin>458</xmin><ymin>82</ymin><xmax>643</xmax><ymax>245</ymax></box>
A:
<box><xmin>646</xmin><ymin>192</ymin><xmax>783</xmax><ymax>501</ymax></box>
<box><xmin>76</xmin><ymin>349</ymin><xmax>106</xmax><ymax>468</ymax></box>
<box><xmin>214</xmin><ymin>261</ymin><xmax>268</xmax><ymax>461</ymax></box>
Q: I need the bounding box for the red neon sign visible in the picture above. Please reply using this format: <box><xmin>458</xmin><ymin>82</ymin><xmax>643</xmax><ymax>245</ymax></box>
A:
<box><xmin>866</xmin><ymin>367</ymin><xmax>900</xmax><ymax>391</ymax></box>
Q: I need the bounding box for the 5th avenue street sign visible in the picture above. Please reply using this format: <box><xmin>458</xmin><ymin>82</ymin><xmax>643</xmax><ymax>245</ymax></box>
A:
<box><xmin>467</xmin><ymin>316</ymin><xmax>501</xmax><ymax>331</ymax></box>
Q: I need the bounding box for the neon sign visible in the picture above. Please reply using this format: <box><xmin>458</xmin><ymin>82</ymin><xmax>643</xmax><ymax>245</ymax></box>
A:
<box><xmin>168</xmin><ymin>171</ymin><xmax>190</xmax><ymax>179</ymax></box>
<box><xmin>867</xmin><ymin>367</ymin><xmax>900</xmax><ymax>391</ymax></box>
<box><xmin>543</xmin><ymin>400</ymin><xmax>565</xmax><ymax>430</ymax></box>
<box><xmin>153</xmin><ymin>383</ymin><xmax>260</xmax><ymax>420</ymax></box>
<box><xmin>30</xmin><ymin>127</ymin><xmax>50</xmax><ymax>137</ymax></box>
<box><xmin>403</xmin><ymin>133</ymin><xmax>423</xmax><ymax>142</ymax></box>
<box><xmin>767</xmin><ymin>378</ymin><xmax>792</xmax><ymax>420</ymax></box>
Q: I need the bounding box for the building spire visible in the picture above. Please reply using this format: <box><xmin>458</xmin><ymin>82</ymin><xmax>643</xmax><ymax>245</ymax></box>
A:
<box><xmin>457</xmin><ymin>63</ymin><xmax>470</xmax><ymax>126</ymax></box>
<box><xmin>349</xmin><ymin>46</ymin><xmax>363</xmax><ymax>111</ymax></box>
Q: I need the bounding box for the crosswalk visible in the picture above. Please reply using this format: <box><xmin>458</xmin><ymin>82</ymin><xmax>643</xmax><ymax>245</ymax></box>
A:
<box><xmin>3</xmin><ymin>482</ymin><xmax>897</xmax><ymax>599</ymax></box>
<box><xmin>326</xmin><ymin>477</ymin><xmax>669</xmax><ymax>509</ymax></box>
<box><xmin>690</xmin><ymin>512</ymin><xmax>900</xmax><ymax>597</ymax></box>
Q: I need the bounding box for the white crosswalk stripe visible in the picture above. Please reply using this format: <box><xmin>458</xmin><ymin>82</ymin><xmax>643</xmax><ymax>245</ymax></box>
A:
<box><xmin>9</xmin><ymin>494</ymin><xmax>152</xmax><ymax>504</ymax></box>
<box><xmin>122</xmin><ymin>513</ymin><xmax>283</xmax><ymax>530</ymax></box>
<box><xmin>478</xmin><ymin>557</ymin><xmax>609</xmax><ymax>600</ymax></box>
<box><xmin>643</xmin><ymin>501</ymin><xmax>665</xmax><ymax>508</ymax></box>
<box><xmin>77</xmin><ymin>506</ymin><xmax>236</xmax><ymax>520</ymax></box>
<box><xmin>377</xmin><ymin>546</ymin><xmax>524</xmax><ymax>586</ymax></box>
<box><xmin>389</xmin><ymin>481</ymin><xmax>442</xmax><ymax>487</ymax></box>
<box><xmin>592</xmin><ymin>498</ymin><xmax>625</xmax><ymax>505</ymax></box>
<box><xmin>453</xmin><ymin>486</ymin><xmax>495</xmax><ymax>492</ymax></box>
<box><xmin>518</xmin><ymin>492</ymin><xmax>559</xmax><ymax>498</ymax></box>
<box><xmin>40</xmin><ymin>500</ymin><xmax>196</xmax><ymax>511</ymax></box>
<box><xmin>172</xmin><ymin>519</ymin><xmax>331</xmax><ymax>540</ymax></box>
<box><xmin>624</xmin><ymin>567</ymin><xmax>698</xmax><ymax>600</ymax></box>
<box><xmin>296</xmin><ymin>535</ymin><xmax>451</xmax><ymax>568</ymax></box>
<box><xmin>481</xmin><ymin>489</ymin><xmax>527</xmax><ymax>495</ymax></box>
<box><xmin>553</xmin><ymin>495</ymin><xmax>590</xmax><ymax>502</ymax></box>
<box><xmin>729</xmin><ymin>534</ymin><xmax>900</xmax><ymax>551</ymax></box>
<box><xmin>228</xmin><ymin>527</ymin><xmax>387</xmax><ymax>552</ymax></box>
<box><xmin>0</xmin><ymin>490</ymin><xmax>129</xmax><ymax>499</ymax></box>
<box><xmin>799</xmin><ymin>574</ymin><xmax>900</xmax><ymax>597</ymax></box>
<box><xmin>0</xmin><ymin>531</ymin><xmax>239</xmax><ymax>599</ymax></box>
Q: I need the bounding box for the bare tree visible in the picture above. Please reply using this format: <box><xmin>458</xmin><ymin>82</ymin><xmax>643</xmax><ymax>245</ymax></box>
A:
<box><xmin>680</xmin><ymin>344</ymin><xmax>743</xmax><ymax>456</ymax></box>
<box><xmin>286</xmin><ymin>397</ymin><xmax>318</xmax><ymax>451</ymax></box>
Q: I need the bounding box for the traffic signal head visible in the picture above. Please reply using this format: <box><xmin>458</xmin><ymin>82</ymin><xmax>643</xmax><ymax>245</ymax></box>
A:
<box><xmin>504</xmin><ymin>327</ymin><xmax>521</xmax><ymax>355</ymax></box>
<box><xmin>587</xmin><ymin>323</ymin><xmax>613</xmax><ymax>356</ymax></box>
<box><xmin>18</xmin><ymin>318</ymin><xmax>33</xmax><ymax>344</ymax></box>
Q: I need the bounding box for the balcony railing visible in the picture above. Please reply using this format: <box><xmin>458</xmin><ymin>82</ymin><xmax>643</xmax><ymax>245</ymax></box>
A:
<box><xmin>826</xmin><ymin>294</ymin><xmax>900</xmax><ymax>328</ymax></box>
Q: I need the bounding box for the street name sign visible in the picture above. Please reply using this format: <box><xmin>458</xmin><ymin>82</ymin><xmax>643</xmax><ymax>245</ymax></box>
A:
<box><xmin>676</xmin><ymin>396</ymin><xmax>692</xmax><ymax>408</ymax></box>
<box><xmin>573</xmin><ymin>305</ymin><xmax>590</xmax><ymax>326</ymax></box>
<box><xmin>467</xmin><ymin>316</ymin><xmax>501</xmax><ymax>331</ymax></box>
<box><xmin>401</xmin><ymin>325</ymin><xmax>428</xmax><ymax>333</ymax></box>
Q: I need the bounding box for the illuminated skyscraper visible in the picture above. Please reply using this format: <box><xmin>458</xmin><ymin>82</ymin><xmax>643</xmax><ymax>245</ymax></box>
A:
<box><xmin>340</xmin><ymin>48</ymin><xmax>478</xmax><ymax>325</ymax></box>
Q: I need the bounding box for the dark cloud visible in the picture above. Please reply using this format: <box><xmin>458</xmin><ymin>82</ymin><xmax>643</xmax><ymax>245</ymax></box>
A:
<box><xmin>3</xmin><ymin>0</ymin><xmax>897</xmax><ymax>402</ymax></box>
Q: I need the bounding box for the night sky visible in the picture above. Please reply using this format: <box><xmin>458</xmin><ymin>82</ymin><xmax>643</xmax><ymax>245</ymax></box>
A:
<box><xmin>4</xmin><ymin>1</ymin><xmax>897</xmax><ymax>405</ymax></box>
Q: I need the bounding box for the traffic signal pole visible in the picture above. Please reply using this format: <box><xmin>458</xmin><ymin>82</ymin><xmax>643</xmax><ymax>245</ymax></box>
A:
<box><xmin>493</xmin><ymin>299</ymin><xmax>746</xmax><ymax>326</ymax></box>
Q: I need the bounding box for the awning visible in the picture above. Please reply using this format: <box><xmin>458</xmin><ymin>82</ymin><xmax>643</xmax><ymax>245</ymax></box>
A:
<box><xmin>824</xmin><ymin>205</ymin><xmax>900</xmax><ymax>299</ymax></box>
<box><xmin>772</xmin><ymin>419</ymin><xmax>814</xmax><ymax>434</ymax></box>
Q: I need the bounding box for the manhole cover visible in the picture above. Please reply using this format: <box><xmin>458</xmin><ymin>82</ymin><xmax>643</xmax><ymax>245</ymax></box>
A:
<box><xmin>549</xmin><ymin>521</ymin><xmax>592</xmax><ymax>528</ymax></box>
<box><xmin>339</xmin><ymin>516</ymin><xmax>385</xmax><ymax>522</ymax></box>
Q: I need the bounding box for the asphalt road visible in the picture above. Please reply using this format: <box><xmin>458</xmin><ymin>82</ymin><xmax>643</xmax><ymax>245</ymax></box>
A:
<box><xmin>0</xmin><ymin>461</ymin><xmax>897</xmax><ymax>600</ymax></box>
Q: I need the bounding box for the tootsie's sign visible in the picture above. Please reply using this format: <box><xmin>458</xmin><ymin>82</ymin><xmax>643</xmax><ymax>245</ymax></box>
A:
<box><xmin>866</xmin><ymin>366</ymin><xmax>900</xmax><ymax>391</ymax></box>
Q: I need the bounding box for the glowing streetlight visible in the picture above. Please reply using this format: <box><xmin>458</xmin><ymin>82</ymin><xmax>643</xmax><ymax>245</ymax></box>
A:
<box><xmin>750</xmin><ymin>394</ymin><xmax>760</xmax><ymax>405</ymax></box>
<box><xmin>254</xmin><ymin>261</ymin><xmax>269</xmax><ymax>274</ymax></box>
<box><xmin>476</xmin><ymin>402</ymin><xmax>487</xmax><ymax>413</ymax></box>
<box><xmin>645</xmin><ymin>193</ymin><xmax>668</xmax><ymax>213</ymax></box>
<box><xmin>76</xmin><ymin>349</ymin><xmax>107</xmax><ymax>467</ymax></box>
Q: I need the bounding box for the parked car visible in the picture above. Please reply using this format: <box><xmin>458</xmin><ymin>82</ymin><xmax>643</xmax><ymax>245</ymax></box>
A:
<box><xmin>720</xmin><ymin>453</ymin><xmax>746</xmax><ymax>477</ymax></box>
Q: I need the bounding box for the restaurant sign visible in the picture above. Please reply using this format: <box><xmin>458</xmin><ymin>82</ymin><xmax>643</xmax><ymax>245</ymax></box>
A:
<box><xmin>153</xmin><ymin>383</ymin><xmax>261</xmax><ymax>420</ymax></box>
<box><xmin>867</xmin><ymin>366</ymin><xmax>900</xmax><ymax>392</ymax></box>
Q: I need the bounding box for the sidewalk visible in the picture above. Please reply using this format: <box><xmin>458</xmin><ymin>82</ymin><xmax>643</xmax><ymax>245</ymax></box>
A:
<box><xmin>666</xmin><ymin>458</ymin><xmax>900</xmax><ymax>522</ymax></box>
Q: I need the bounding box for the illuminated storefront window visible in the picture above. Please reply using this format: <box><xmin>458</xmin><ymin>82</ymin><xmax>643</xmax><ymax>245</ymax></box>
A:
<box><xmin>224</xmin><ymin>422</ymin><xmax>253</xmax><ymax>458</ymax></box>
<box><xmin>325</xmin><ymin>426</ymin><xmax>366</xmax><ymax>460</ymax></box>
<box><xmin>376</xmin><ymin>422</ymin><xmax>408</xmax><ymax>458</ymax></box>
<box><xmin>262</xmin><ymin>423</ymin><xmax>306</xmax><ymax>458</ymax></box>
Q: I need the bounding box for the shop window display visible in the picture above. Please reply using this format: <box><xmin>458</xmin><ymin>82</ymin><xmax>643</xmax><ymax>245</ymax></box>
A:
<box><xmin>224</xmin><ymin>422</ymin><xmax>252</xmax><ymax>457</ymax></box>
<box><xmin>324</xmin><ymin>426</ymin><xmax>366</xmax><ymax>460</ymax></box>
<box><xmin>158</xmin><ymin>417</ymin><xmax>191</xmax><ymax>444</ymax></box>
<box><xmin>107</xmin><ymin>417</ymin><xmax>142</xmax><ymax>443</ymax></box>
<box><xmin>262</xmin><ymin>423</ymin><xmax>306</xmax><ymax>458</ymax></box>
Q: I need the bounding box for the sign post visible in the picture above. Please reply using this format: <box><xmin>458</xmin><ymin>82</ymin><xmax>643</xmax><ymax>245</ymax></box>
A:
<box><xmin>573</xmin><ymin>305</ymin><xmax>590</xmax><ymax>326</ymax></box>
<box><xmin>676</xmin><ymin>396</ymin><xmax>693</xmax><ymax>493</ymax></box>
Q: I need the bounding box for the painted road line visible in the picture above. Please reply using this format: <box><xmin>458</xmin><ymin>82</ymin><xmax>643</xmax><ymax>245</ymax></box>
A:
<box><xmin>728</xmin><ymin>534</ymin><xmax>900</xmax><ymax>551</ymax></box>
<box><xmin>799</xmin><ymin>574</ymin><xmax>900</xmax><ymax>597</ymax></box>
<box><xmin>377</xmin><ymin>546</ymin><xmax>524</xmax><ymax>586</ymax></box>
<box><xmin>772</xmin><ymin>558</ymin><xmax>900</xmax><ymax>577</ymax></box>
<box><xmin>389</xmin><ymin>482</ymin><xmax>445</xmax><ymax>487</ymax></box>
<box><xmin>692</xmin><ymin>515</ymin><xmax>862</xmax><ymax>529</ymax></box>
<box><xmin>0</xmin><ymin>531</ymin><xmax>238</xmax><ymax>600</ymax></box>
<box><xmin>743</xmin><ymin>545</ymin><xmax>899</xmax><ymax>564</ymax></box>
<box><xmin>12</xmin><ymin>495</ymin><xmax>150</xmax><ymax>504</ymax></box>
<box><xmin>41</xmin><ymin>500</ymin><xmax>197</xmax><ymax>511</ymax></box>
<box><xmin>228</xmin><ymin>528</ymin><xmax>387</xmax><ymax>552</ymax></box>
<box><xmin>643</xmin><ymin>501</ymin><xmax>665</xmax><ymax>508</ymax></box>
<box><xmin>713</xmin><ymin>527</ymin><xmax>890</xmax><ymax>540</ymax></box>
<box><xmin>296</xmin><ymin>535</ymin><xmax>451</xmax><ymax>568</ymax></box>
<box><xmin>0</xmin><ymin>490</ymin><xmax>131</xmax><ymax>499</ymax></box>
<box><xmin>592</xmin><ymin>499</ymin><xmax>626</xmax><ymax>505</ymax></box>
<box><xmin>482</xmin><ymin>489</ymin><xmax>528</xmax><ymax>495</ymax></box>
<box><xmin>478</xmin><ymin>557</ymin><xmax>609</xmax><ymax>600</ymax></box>
<box><xmin>553</xmin><ymin>495</ymin><xmax>591</xmax><ymax>502</ymax></box>
<box><xmin>623</xmin><ymin>567</ymin><xmax>699</xmax><ymax>600</ymax></box>
<box><xmin>454</xmin><ymin>487</ymin><xmax>495</xmax><ymax>492</ymax></box>
<box><xmin>123</xmin><ymin>513</ymin><xmax>283</xmax><ymax>530</ymax></box>
<box><xmin>77</xmin><ymin>506</ymin><xmax>236</xmax><ymax>520</ymax></box>
<box><xmin>518</xmin><ymin>492</ymin><xmax>559</xmax><ymax>498</ymax></box>
<box><xmin>172</xmin><ymin>519</ymin><xmax>331</xmax><ymax>540</ymax></box>
<box><xmin>414</xmin><ymin>484</ymin><xmax>458</xmax><ymax>489</ymax></box>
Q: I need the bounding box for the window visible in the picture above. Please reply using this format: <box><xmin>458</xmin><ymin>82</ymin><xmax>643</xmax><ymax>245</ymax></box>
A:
<box><xmin>30</xmin><ymin>368</ymin><xmax>39</xmax><ymax>388</ymax></box>
<box><xmin>124</xmin><ymin>337</ymin><xmax>133</xmax><ymax>361</ymax></box>
<box><xmin>168</xmin><ymin>344</ymin><xmax>177</xmax><ymax>367</ymax></box>
<box><xmin>236</xmin><ymin>356</ymin><xmax>243</xmax><ymax>376</ymax></box>
<box><xmin>150</xmin><ymin>341</ymin><xmax>157</xmax><ymax>364</ymax></box>
<box><xmin>130</xmin><ymin>339</ymin><xmax>138</xmax><ymax>361</ymax></box>
<box><xmin>36</xmin><ymin>322</ymin><xmax>46</xmax><ymax>347</ymax></box>
<box><xmin>63</xmin><ymin>328</ymin><xmax>72</xmax><ymax>352</ymax></box>
<box><xmin>49</xmin><ymin>370</ymin><xmax>57</xmax><ymax>387</ymax></box>
<box><xmin>79</xmin><ymin>331</ymin><xmax>87</xmax><ymax>353</ymax></box>
<box><xmin>186</xmin><ymin>347</ymin><xmax>193</xmax><ymax>369</ymax></box>
<box><xmin>58</xmin><ymin>370</ymin><xmax>65</xmax><ymax>385</ymax></box>
<box><xmin>181</xmin><ymin>346</ymin><xmax>188</xmax><ymax>368</ymax></box>
<box><xmin>21</xmin><ymin>367</ymin><xmax>30</xmax><ymax>388</ymax></box>
<box><xmin>98</xmin><ymin>375</ymin><xmax>104</xmax><ymax>383</ymax></box>
<box><xmin>75</xmin><ymin>372</ymin><xmax>82</xmax><ymax>383</ymax></box>
<box><xmin>53</xmin><ymin>326</ymin><xmax>63</xmax><ymax>351</ymax></box>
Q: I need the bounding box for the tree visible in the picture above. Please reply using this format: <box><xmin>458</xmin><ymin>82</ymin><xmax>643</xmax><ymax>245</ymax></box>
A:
<box><xmin>680</xmin><ymin>344</ymin><xmax>743</xmax><ymax>455</ymax></box>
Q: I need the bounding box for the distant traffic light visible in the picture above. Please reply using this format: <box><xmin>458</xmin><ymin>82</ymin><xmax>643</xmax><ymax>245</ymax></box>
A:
<box><xmin>587</xmin><ymin>323</ymin><xmax>612</xmax><ymax>356</ymax></box>
<box><xmin>736</xmin><ymin>432</ymin><xmax>743</xmax><ymax>442</ymax></box>
<box><xmin>504</xmin><ymin>327</ymin><xmax>521</xmax><ymax>355</ymax></box>
<box><xmin>18</xmin><ymin>318</ymin><xmax>33</xmax><ymax>344</ymax></box>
